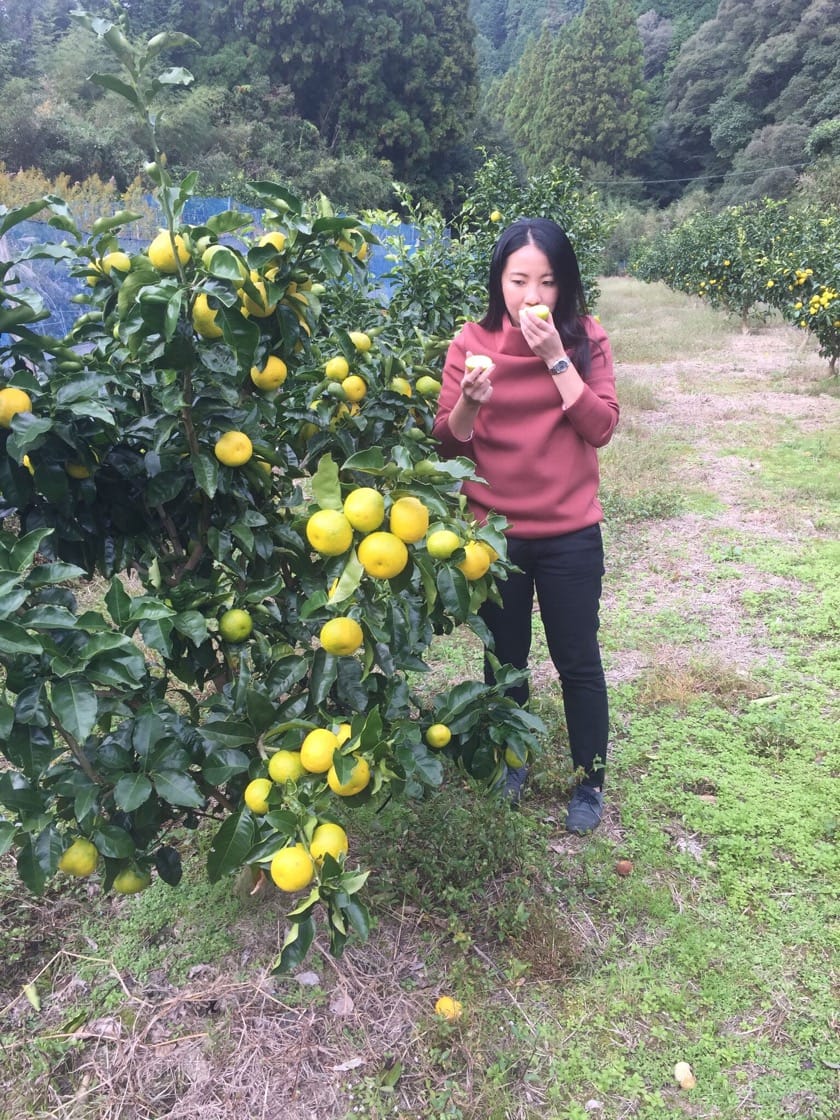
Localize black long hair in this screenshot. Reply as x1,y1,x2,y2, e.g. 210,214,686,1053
479,218,593,377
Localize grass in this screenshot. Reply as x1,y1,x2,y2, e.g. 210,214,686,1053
1,278,838,1119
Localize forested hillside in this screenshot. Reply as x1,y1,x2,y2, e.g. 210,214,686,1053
0,0,838,211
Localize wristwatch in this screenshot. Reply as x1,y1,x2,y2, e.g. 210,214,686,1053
548,356,571,375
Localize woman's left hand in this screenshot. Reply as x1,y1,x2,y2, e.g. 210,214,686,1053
519,308,566,366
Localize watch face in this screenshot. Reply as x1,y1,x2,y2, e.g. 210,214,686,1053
552,358,570,373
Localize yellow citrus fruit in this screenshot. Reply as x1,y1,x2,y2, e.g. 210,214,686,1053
415,375,442,397
309,822,349,863
258,230,286,253
342,374,367,402
389,496,430,543
214,431,253,467
300,728,340,773
148,230,189,273
357,531,409,579
464,354,493,372
343,487,385,532
65,462,92,479
244,777,273,815
335,722,353,746
426,529,461,559
324,355,350,382
504,745,527,769
490,210,502,222
240,271,277,316
305,508,354,556
22,454,35,475
102,250,131,274
320,616,364,656
348,330,372,352
457,541,491,580
192,292,223,338
250,355,288,390
327,755,371,796
58,837,99,878
522,303,551,320
113,868,152,894
219,608,253,642
0,387,32,428
435,996,463,1020
268,750,306,783
389,376,412,396
477,540,500,564
270,844,314,892
425,723,452,749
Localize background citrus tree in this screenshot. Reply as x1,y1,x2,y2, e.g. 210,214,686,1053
0,13,555,971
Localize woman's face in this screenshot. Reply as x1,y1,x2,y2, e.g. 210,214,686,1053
500,241,558,327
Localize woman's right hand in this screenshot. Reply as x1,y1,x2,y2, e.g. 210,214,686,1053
461,352,494,406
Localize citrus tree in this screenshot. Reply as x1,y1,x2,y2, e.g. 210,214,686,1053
0,13,546,970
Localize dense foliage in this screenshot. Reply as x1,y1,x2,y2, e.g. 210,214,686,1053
0,16,611,970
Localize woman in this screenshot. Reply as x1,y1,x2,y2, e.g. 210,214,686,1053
432,218,619,832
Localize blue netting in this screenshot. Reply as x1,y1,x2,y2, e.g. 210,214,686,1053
1,200,422,340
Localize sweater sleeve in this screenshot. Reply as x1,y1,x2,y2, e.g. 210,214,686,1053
431,328,476,460
563,320,619,448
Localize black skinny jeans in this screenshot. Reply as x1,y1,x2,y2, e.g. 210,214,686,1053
479,524,608,788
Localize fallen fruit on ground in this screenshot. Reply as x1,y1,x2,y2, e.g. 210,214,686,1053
673,1061,697,1089
243,777,273,815
434,996,463,1020
319,616,364,656
270,844,315,892
615,859,634,877
309,822,349,863
214,430,253,466
219,608,253,642
300,728,340,773
58,837,99,878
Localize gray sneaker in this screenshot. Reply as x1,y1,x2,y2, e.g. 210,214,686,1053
565,786,604,834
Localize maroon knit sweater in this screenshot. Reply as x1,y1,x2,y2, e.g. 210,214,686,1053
432,314,619,538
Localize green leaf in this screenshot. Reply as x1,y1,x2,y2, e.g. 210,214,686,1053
114,773,153,812
49,678,97,744
192,451,219,498
172,610,209,645
271,914,316,974
11,528,53,571
0,200,50,235
88,72,142,108
340,448,387,472
151,770,205,808
91,824,135,859
311,454,342,509
202,749,250,785
26,562,87,588
248,182,302,215
207,810,256,881
0,821,16,857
